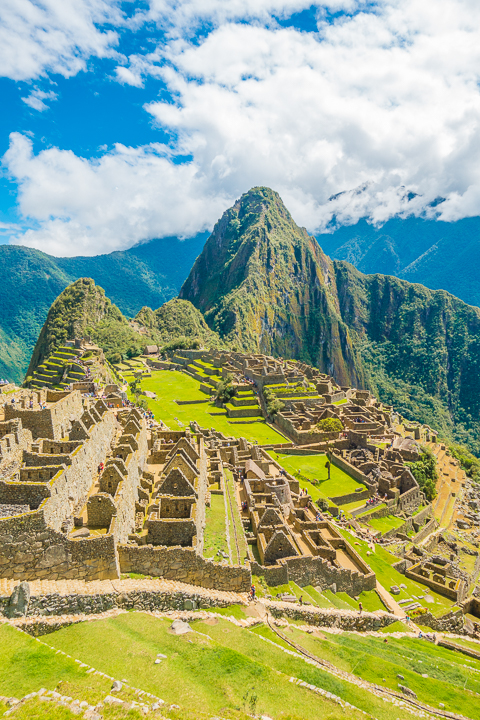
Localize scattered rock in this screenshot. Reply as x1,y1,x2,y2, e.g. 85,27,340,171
439,703,445,709
111,680,122,692
157,653,167,658
152,701,165,710
103,694,124,706
398,685,417,699
396,674,404,681
154,659,161,664
5,582,30,618
390,586,400,595
169,619,192,635
399,584,407,590
71,527,90,538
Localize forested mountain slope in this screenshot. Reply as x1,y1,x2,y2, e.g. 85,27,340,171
180,187,480,452
0,235,205,382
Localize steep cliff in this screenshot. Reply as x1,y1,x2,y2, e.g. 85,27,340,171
180,187,480,452
26,278,152,376
180,186,362,386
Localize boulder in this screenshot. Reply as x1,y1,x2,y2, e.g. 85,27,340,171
111,681,122,693
398,685,417,699
5,581,30,618
71,528,90,538
390,585,400,595
169,619,192,635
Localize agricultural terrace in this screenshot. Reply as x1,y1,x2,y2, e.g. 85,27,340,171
336,526,458,616
268,452,364,498
4,612,480,720
126,369,285,445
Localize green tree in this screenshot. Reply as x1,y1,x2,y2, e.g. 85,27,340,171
316,417,343,433
216,373,236,403
406,447,438,501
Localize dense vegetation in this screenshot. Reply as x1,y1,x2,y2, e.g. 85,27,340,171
26,278,156,375
0,237,205,382
263,386,286,417
318,214,480,308
406,447,438,501
317,417,343,433
135,298,224,349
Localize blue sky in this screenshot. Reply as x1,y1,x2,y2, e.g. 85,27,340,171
2,0,480,256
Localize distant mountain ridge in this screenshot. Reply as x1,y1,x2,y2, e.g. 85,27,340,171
0,235,206,382
318,215,480,307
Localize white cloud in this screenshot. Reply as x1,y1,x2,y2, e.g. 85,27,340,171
0,0,122,81
21,88,58,111
4,132,231,256
6,0,480,255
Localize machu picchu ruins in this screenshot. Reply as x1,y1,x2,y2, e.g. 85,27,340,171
1,339,478,642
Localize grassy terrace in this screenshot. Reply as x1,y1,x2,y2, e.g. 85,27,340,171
38,613,373,720
368,515,406,534
336,526,457,616
4,613,478,720
203,493,229,562
124,370,284,445
268,452,363,498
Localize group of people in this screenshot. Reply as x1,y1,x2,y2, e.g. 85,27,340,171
365,492,387,507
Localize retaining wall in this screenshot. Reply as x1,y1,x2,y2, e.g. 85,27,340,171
118,545,251,592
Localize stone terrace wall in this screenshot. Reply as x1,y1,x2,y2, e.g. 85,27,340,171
118,545,251,592
251,553,375,596
0,510,118,581
43,411,118,531
267,602,396,630
4,392,83,440
330,453,373,488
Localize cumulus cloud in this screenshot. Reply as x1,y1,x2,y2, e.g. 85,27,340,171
21,88,58,111
4,132,231,256
6,0,480,255
0,0,122,81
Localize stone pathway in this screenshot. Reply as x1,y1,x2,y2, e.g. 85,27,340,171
0,576,248,606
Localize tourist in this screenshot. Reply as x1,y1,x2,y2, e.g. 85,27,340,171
358,601,363,614
250,584,256,600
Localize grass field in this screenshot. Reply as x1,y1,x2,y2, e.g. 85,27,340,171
203,493,229,561
284,627,480,718
3,612,479,719
269,452,363,498
41,613,373,720
368,515,405,534
126,370,284,445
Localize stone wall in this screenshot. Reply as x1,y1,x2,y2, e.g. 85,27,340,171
118,545,251,592
4,392,83,440
0,510,118,581
43,410,117,531
329,489,370,506
330,454,372,488
267,602,396,630
251,552,375,596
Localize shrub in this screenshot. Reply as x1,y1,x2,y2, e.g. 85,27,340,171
406,447,438,501
216,374,236,403
316,417,343,433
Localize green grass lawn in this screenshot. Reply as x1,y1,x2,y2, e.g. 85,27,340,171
44,612,368,720
269,452,363,498
368,515,406,535
203,493,229,562
283,628,480,718
127,370,284,445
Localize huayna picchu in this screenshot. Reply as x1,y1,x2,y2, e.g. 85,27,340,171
1,188,480,720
